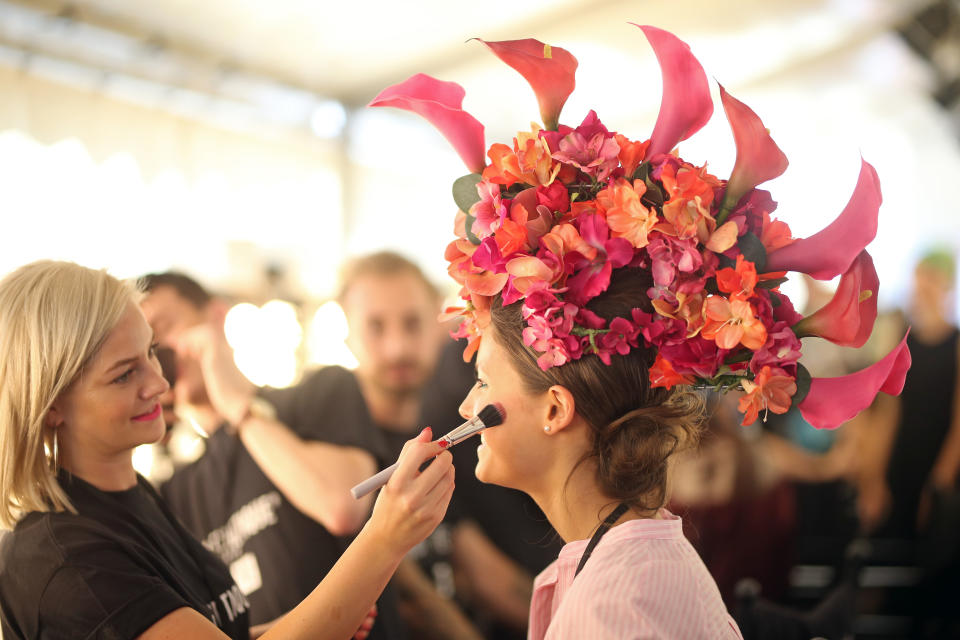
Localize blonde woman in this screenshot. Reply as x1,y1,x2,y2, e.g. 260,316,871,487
0,260,454,640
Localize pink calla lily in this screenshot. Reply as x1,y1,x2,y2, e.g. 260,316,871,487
799,331,911,429
478,38,578,131
634,24,713,158
369,73,486,173
792,250,878,347
766,159,881,279
718,85,789,214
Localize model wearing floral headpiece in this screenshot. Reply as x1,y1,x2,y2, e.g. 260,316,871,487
372,25,910,431
372,24,909,639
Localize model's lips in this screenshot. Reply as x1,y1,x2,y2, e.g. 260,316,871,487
132,404,162,422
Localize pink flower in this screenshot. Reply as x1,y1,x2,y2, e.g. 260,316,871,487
600,317,641,356
792,250,879,348
564,215,633,306
469,180,508,238
551,111,621,181
369,73,486,173
799,331,912,429
750,321,803,374
658,336,727,379
718,85,789,214
633,24,713,158
646,234,703,288
477,38,578,131
766,158,881,280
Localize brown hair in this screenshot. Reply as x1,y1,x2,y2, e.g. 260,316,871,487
337,251,439,305
490,267,704,514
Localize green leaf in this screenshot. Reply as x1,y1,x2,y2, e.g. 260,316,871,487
792,363,812,405
757,277,788,290
463,213,481,245
452,173,483,214
738,231,767,273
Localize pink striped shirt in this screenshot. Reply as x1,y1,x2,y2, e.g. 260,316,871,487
528,510,743,639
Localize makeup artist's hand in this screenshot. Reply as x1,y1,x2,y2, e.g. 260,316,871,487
368,427,454,555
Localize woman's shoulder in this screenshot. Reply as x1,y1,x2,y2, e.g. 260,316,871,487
1,509,116,576
587,516,713,585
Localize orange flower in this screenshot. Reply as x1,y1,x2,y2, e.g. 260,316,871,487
651,291,706,337
660,162,722,243
494,218,529,256
515,125,561,186
614,134,649,176
716,255,758,297
737,365,797,425
760,210,794,253
649,352,696,388
483,143,523,186
702,294,767,350
597,178,658,249
482,126,560,187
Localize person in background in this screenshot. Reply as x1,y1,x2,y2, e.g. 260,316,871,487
855,247,960,637
0,260,454,640
139,272,403,639
338,251,557,640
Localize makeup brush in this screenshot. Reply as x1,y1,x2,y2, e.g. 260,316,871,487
350,402,506,499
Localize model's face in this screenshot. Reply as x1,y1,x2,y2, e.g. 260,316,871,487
53,303,170,464
458,331,550,492
344,273,444,396
140,285,208,421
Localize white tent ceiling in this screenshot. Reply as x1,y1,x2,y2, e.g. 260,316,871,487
0,0,956,309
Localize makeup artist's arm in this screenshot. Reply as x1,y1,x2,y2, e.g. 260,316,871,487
177,322,376,535
138,430,454,640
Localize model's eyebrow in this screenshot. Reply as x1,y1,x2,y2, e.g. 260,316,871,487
104,331,156,374
105,356,138,374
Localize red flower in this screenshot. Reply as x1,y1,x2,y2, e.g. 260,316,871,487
649,352,696,388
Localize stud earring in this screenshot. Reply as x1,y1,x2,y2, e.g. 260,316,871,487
543,425,552,433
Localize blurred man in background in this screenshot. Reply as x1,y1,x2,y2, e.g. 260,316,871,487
139,272,399,639
337,251,555,640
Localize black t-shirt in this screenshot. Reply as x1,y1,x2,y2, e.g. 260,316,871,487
160,365,401,637
0,472,248,640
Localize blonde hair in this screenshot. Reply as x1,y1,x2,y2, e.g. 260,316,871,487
0,261,135,529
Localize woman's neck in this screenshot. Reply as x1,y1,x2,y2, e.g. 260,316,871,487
527,459,647,543
60,448,138,491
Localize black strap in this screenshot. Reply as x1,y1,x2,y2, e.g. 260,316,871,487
575,502,630,577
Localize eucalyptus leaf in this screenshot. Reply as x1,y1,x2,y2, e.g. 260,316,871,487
452,173,483,214
738,231,767,273
792,363,812,405
463,213,481,245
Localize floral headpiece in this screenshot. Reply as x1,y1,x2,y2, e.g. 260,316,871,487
371,25,911,429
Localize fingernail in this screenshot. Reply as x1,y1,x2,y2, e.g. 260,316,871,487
420,426,432,439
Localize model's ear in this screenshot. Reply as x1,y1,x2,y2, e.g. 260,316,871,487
544,384,576,434
45,403,64,429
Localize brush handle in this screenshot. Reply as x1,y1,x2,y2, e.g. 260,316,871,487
350,461,400,499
